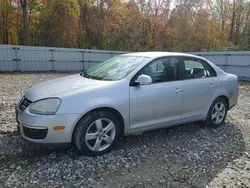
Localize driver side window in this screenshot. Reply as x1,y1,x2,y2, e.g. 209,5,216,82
149,60,164,72
141,57,179,83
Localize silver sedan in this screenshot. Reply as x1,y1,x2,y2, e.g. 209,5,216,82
16,52,239,156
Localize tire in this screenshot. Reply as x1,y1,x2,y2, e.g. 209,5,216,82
73,110,121,156
205,97,228,127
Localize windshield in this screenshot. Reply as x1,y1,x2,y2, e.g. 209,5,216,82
81,56,148,81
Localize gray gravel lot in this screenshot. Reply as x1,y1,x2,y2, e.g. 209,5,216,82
0,73,250,188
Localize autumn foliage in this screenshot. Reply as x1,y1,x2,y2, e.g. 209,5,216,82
0,0,250,52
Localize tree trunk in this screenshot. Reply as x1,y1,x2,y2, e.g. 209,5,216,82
1,11,6,43
229,0,235,42
5,11,8,44
221,19,225,31
21,0,29,45
2,0,9,44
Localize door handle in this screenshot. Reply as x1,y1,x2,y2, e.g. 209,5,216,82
209,84,215,88
175,88,183,93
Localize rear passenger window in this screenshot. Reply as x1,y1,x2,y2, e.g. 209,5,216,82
184,58,216,79
203,61,216,77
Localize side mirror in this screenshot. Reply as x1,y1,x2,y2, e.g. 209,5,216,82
135,74,152,85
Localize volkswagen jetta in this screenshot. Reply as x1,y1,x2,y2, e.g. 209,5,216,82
16,52,238,156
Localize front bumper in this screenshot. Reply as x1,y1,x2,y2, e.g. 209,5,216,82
16,106,80,144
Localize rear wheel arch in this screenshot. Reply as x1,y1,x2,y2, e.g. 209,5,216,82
72,107,125,142
206,95,229,116
205,96,228,127
215,95,229,110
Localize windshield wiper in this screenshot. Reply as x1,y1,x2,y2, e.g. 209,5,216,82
102,78,113,81
80,71,103,80
87,75,103,80
80,70,86,77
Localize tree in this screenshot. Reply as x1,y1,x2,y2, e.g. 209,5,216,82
38,0,79,47
0,0,11,44
20,0,29,45
1,0,250,51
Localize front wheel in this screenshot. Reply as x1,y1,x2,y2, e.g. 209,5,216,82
205,98,228,127
73,110,121,156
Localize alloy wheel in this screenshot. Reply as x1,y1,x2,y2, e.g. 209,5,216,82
211,102,226,124
85,118,116,152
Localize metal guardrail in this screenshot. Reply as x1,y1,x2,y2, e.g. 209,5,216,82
0,45,249,80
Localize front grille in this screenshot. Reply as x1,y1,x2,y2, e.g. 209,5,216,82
19,97,32,111
23,126,48,139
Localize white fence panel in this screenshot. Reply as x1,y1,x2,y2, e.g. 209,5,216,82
85,52,111,61
19,61,52,72
54,61,83,71
0,47,16,71
0,45,249,80
18,48,51,61
228,55,250,66
54,50,82,62
18,48,52,71
53,50,83,71
197,55,226,65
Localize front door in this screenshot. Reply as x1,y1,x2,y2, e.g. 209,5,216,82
129,57,184,132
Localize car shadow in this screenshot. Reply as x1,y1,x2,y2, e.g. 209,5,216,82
110,121,245,187
0,121,245,188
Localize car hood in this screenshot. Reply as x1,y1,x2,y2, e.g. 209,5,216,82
24,74,112,101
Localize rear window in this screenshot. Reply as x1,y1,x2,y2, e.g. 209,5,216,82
183,57,216,79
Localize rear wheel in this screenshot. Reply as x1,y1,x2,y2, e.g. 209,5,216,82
205,98,228,127
73,110,121,156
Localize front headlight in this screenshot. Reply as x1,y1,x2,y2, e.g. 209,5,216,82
29,98,61,115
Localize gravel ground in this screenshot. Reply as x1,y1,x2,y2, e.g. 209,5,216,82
0,73,250,188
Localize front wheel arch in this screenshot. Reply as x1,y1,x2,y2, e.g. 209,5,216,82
71,107,125,143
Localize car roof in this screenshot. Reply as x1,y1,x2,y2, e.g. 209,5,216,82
122,51,225,76
121,52,200,59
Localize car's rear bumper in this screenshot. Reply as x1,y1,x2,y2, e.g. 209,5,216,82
228,87,238,110
16,106,80,145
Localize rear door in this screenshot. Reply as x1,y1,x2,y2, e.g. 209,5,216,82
180,56,218,121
